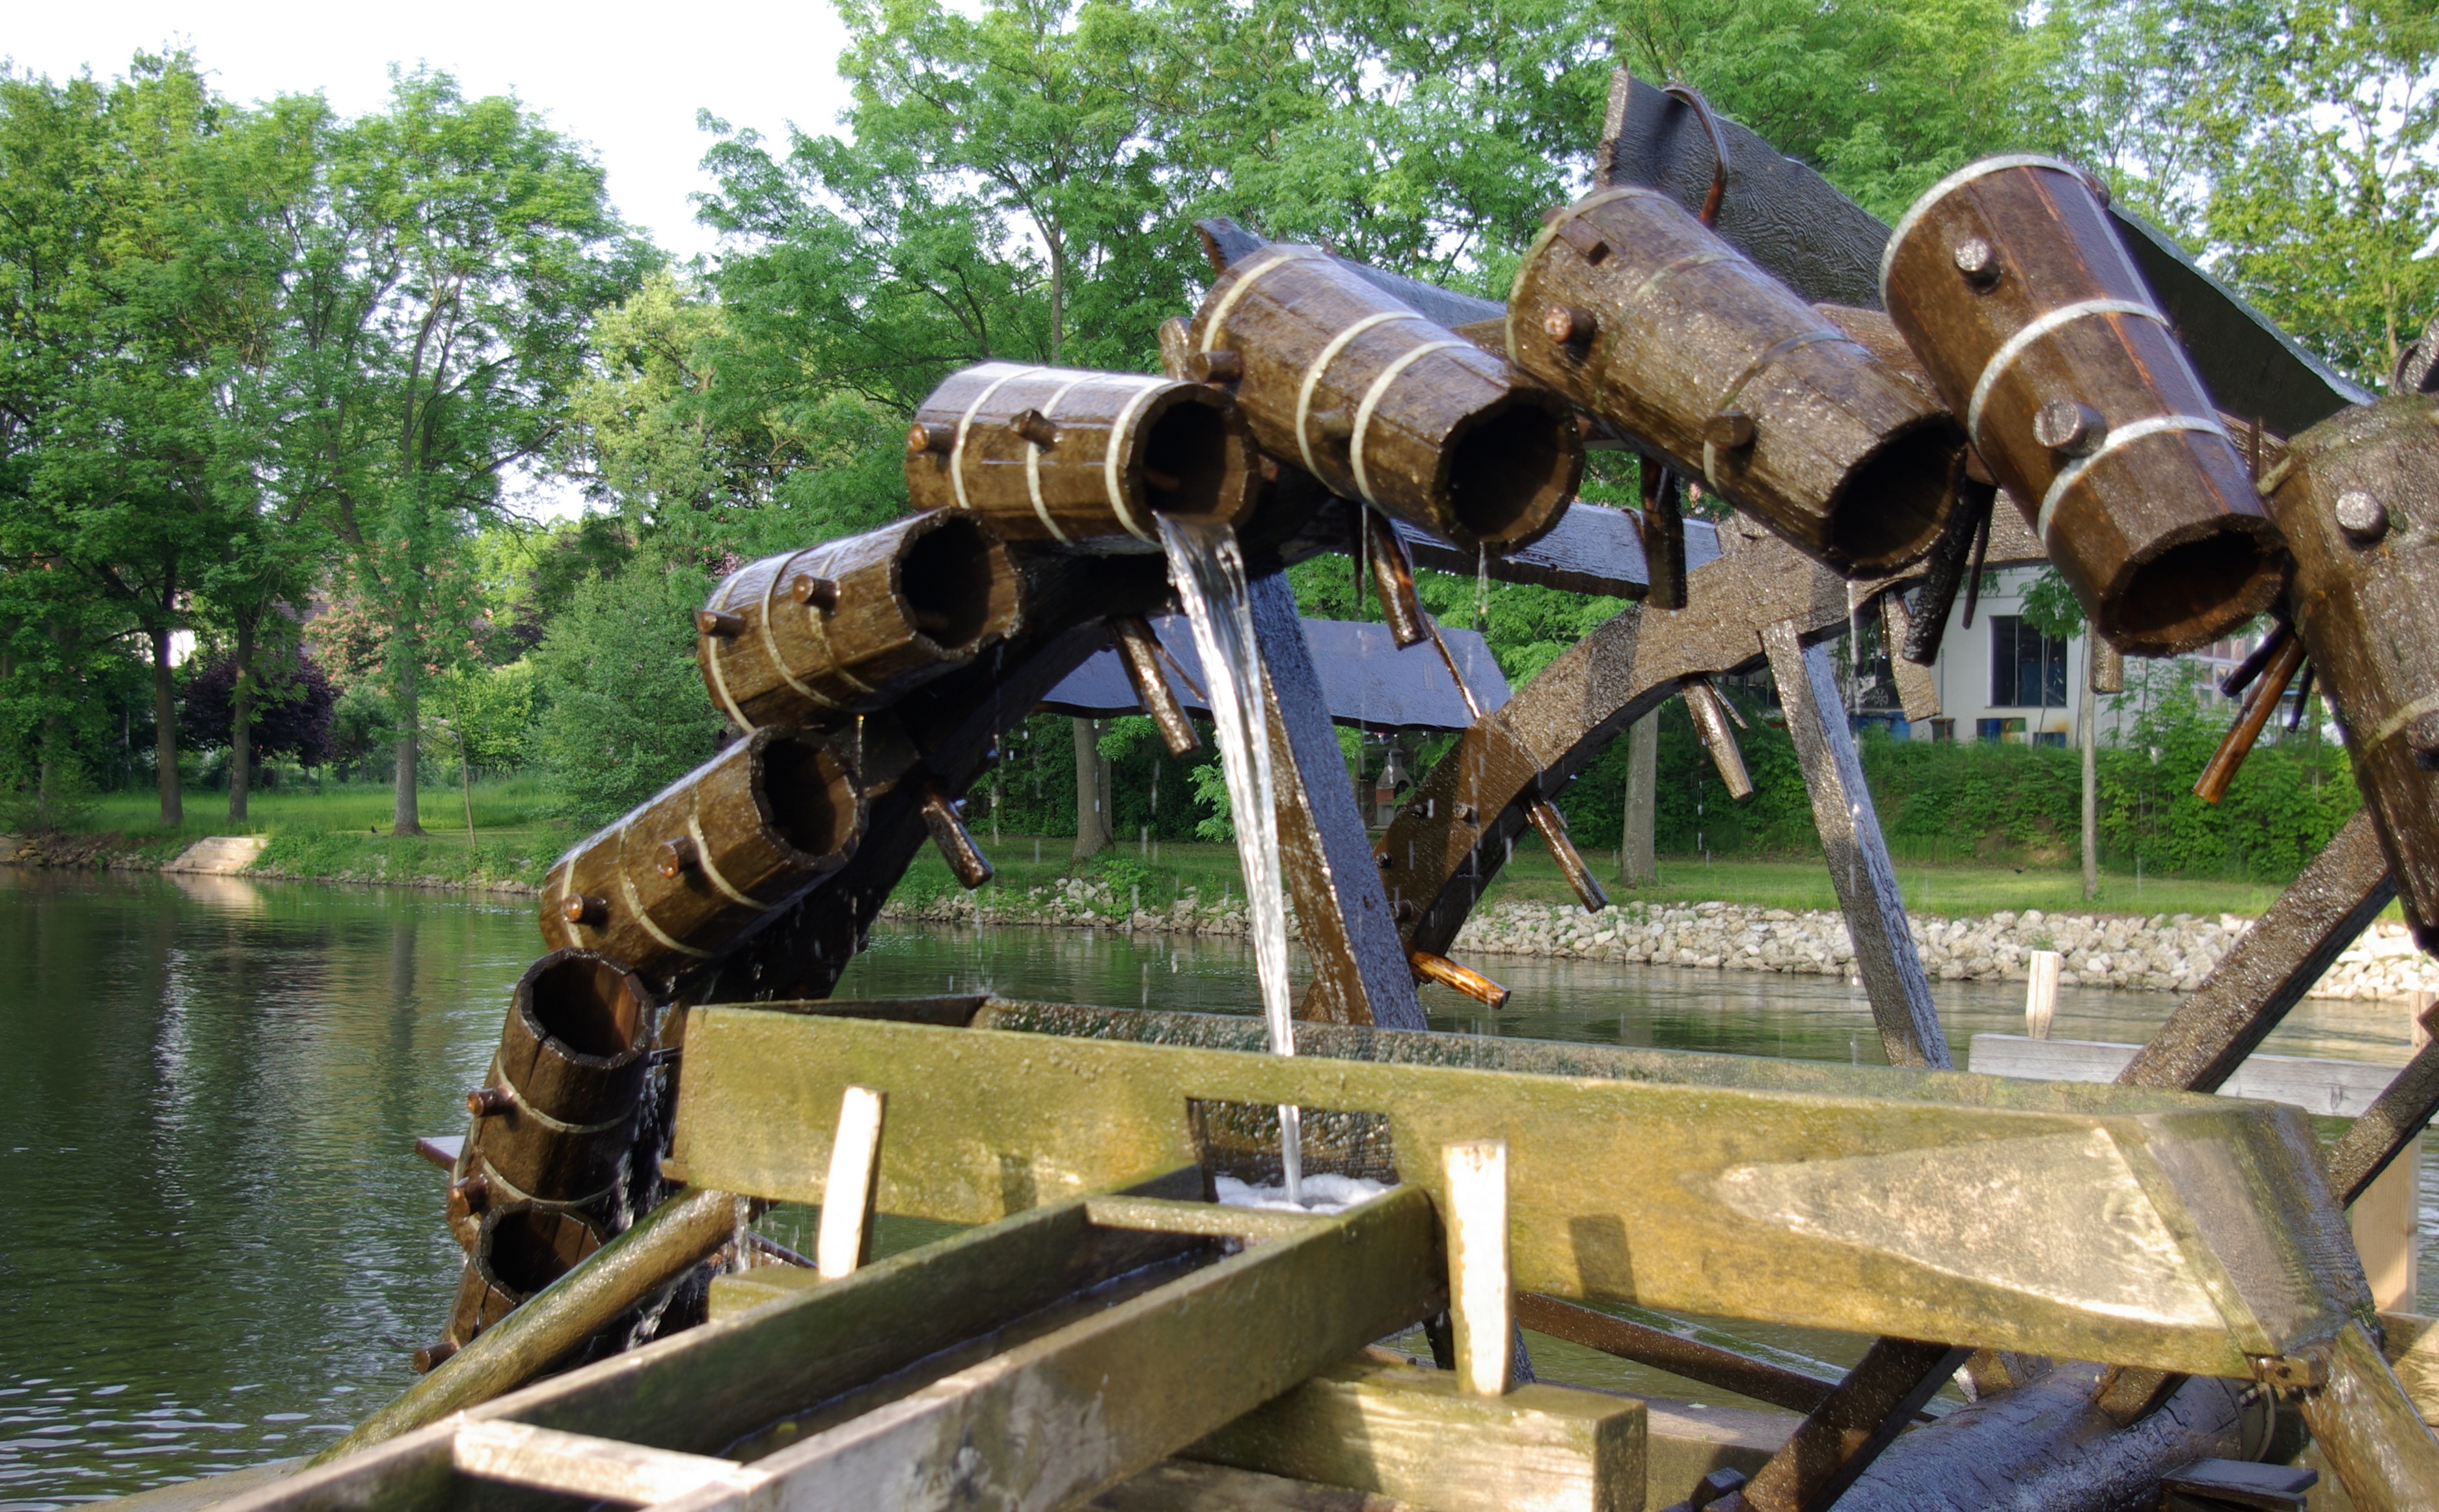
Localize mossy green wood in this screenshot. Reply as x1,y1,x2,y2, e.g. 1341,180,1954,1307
655,1188,1443,1512
1188,1355,1647,1512
668,1003,2370,1379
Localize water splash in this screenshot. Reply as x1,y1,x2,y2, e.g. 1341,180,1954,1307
1156,515,1301,1203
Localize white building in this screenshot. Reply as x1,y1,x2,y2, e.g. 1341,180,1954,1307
1876,566,2265,744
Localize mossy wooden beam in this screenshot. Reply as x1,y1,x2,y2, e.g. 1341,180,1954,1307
1187,1355,1646,1512
668,1004,2368,1379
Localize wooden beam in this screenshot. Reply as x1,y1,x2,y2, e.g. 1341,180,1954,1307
1095,1459,1419,1512
652,1188,1441,1512
670,1005,2367,1377
1188,1355,1645,1512
1972,1034,2403,1117
452,1421,762,1504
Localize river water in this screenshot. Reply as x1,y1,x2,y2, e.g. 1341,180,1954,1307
3,867,2430,1505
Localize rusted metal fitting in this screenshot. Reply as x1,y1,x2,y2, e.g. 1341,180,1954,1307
1190,244,1583,554
906,362,1257,548
543,725,867,980
698,513,1022,729
1512,188,1963,576
465,1085,515,1118
694,609,746,639
1882,155,2283,655
2248,1351,2329,1392
2259,396,2439,947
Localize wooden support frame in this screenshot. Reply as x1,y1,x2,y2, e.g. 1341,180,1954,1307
816,1086,886,1278
669,1001,2366,1378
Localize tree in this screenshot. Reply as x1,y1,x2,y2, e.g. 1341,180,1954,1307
280,70,647,835
179,647,337,772
530,550,726,826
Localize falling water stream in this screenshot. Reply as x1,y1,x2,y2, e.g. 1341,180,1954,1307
1157,516,1303,1202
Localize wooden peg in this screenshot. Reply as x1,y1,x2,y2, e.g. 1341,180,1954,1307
815,1086,888,1280
1682,677,1753,798
1363,509,1430,649
2194,632,2306,804
918,781,994,889
2025,950,2060,1040
1441,1139,1516,1397
1525,799,1609,914
1111,617,1201,757
1639,463,1687,611
1410,949,1510,1010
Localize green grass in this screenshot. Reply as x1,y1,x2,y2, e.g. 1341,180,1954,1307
58,777,578,889
903,833,2312,922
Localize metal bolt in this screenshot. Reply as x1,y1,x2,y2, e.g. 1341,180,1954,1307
1190,349,1244,385
1952,237,2001,290
2032,398,2104,457
789,573,839,611
695,608,746,639
906,422,955,456
450,1174,491,1215
1542,303,1597,346
1706,410,1757,451
560,893,609,928
465,1085,514,1117
1452,801,1478,824
2334,489,2389,543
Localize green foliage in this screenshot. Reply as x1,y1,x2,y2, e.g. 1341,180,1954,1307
431,661,540,774
528,552,726,826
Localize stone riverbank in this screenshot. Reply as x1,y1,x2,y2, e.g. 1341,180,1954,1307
882,880,2436,1001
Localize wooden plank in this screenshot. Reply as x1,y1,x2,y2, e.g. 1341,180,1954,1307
415,1135,463,1173
2378,1312,2439,1426
1188,1355,1644,1512
1639,1397,1793,1512
816,1087,886,1277
706,1266,823,1323
1093,1460,1419,1512
670,1006,2365,1377
1971,1033,2401,1117
451,1421,761,1503
1443,1141,1516,1397
653,1187,1441,1512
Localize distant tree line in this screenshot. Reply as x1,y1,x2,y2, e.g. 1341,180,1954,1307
3,1,2425,880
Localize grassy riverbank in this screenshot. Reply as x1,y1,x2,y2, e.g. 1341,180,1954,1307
23,784,2330,921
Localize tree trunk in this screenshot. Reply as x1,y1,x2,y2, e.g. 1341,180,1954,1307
1071,716,1111,862
1620,709,1657,885
393,658,424,837
230,615,256,822
150,626,183,828
2081,639,2099,902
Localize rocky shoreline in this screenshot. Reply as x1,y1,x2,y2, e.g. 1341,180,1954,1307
884,880,2437,1001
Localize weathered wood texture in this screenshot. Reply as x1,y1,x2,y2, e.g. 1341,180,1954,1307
1188,1355,1646,1512
1726,1338,1967,1512
1881,157,2283,655
1249,573,1426,1029
459,951,652,1222
1823,1360,2252,1511
906,362,1258,547
538,725,865,987
671,1003,2365,1377
653,1189,1440,1512
1188,244,1583,554
2261,396,2439,952
698,512,1023,729
1510,189,1960,576
255,1191,1232,1508
1095,1461,1421,1512
451,1420,762,1502
1516,1294,1836,1416
2294,1320,2439,1510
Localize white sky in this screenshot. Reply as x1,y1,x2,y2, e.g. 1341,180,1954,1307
5,1,858,263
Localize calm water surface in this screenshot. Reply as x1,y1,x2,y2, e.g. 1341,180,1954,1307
3,868,2430,1504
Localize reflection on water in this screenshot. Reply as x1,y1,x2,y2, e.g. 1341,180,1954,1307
3,871,2432,1501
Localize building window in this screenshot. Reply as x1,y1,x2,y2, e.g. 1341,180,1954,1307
1990,615,2069,708
1929,718,1955,742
